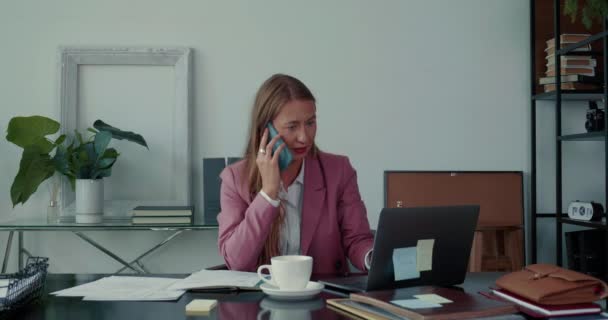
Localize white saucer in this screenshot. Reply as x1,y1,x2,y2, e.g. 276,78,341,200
260,297,324,310
260,281,324,301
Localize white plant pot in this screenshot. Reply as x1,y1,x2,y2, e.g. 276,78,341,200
75,179,104,224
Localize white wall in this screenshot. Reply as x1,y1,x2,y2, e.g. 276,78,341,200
0,0,531,273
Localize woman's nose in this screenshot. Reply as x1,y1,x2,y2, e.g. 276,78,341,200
296,128,308,143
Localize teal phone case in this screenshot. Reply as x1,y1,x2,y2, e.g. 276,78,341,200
267,123,293,171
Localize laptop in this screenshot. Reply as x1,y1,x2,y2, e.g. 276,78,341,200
319,205,480,292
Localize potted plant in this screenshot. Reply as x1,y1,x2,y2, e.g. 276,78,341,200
564,0,608,29
6,115,147,223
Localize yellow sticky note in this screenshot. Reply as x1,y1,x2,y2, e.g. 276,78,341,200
414,294,453,304
186,299,217,316
416,239,435,271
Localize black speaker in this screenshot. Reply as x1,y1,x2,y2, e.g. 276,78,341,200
203,157,242,225
565,229,605,278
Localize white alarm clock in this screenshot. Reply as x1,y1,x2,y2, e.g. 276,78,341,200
567,201,604,221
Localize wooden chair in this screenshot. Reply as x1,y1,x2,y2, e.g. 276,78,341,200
469,226,523,272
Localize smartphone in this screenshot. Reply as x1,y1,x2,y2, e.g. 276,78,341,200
267,123,293,171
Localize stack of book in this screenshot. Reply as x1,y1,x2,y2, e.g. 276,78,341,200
491,288,602,318
327,286,517,320
131,206,193,224
541,33,600,92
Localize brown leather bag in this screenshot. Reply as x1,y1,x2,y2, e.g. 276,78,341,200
495,264,608,305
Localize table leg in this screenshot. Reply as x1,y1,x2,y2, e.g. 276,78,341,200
18,231,23,270
2,231,14,273
115,230,184,274
73,232,143,274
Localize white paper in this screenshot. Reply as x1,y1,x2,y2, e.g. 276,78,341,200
414,293,453,304
52,276,185,301
167,269,260,291
416,239,435,271
392,247,420,281
392,298,442,309
0,279,10,298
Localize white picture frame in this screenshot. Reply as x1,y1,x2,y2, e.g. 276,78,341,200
57,47,192,211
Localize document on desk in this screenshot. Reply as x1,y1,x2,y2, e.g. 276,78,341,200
167,269,261,291
51,276,185,301
0,279,10,298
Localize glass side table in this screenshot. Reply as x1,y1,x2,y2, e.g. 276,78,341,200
0,218,218,274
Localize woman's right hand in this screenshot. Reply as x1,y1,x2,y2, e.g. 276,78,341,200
256,128,286,199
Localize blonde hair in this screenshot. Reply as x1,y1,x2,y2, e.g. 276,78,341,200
243,74,318,265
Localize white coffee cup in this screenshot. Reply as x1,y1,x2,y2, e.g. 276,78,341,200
257,255,313,291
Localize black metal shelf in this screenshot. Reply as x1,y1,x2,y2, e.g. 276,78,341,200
552,50,602,56
530,0,608,275
560,217,607,229
558,132,606,141
536,213,567,218
533,91,603,101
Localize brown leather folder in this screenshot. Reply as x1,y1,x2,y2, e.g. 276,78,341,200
495,264,608,305
349,286,517,320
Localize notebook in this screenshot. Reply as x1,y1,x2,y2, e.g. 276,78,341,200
327,299,405,320
167,269,261,292
491,289,601,317
349,286,517,320
132,205,194,216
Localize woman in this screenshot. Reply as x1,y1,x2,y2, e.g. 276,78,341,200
217,74,373,275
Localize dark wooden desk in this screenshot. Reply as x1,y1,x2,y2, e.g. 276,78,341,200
10,273,525,320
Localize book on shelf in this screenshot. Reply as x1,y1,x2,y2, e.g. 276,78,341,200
343,286,517,320
546,34,591,48
545,67,595,77
545,44,592,55
546,57,596,67
167,269,261,292
543,82,599,92
131,216,192,224
546,53,594,61
132,205,194,217
538,74,600,85
491,289,601,318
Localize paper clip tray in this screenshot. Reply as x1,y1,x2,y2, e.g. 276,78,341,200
0,257,49,312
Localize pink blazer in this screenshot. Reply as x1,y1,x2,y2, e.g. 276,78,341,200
217,151,374,275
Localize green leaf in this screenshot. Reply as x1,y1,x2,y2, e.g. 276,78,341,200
87,128,98,134
582,5,592,29
93,131,112,159
564,0,578,22
75,130,84,145
10,147,55,206
562,0,608,29
52,144,70,176
93,167,113,179
54,134,66,146
93,120,148,149
84,143,97,163
6,116,59,153
77,149,89,163
101,148,119,159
